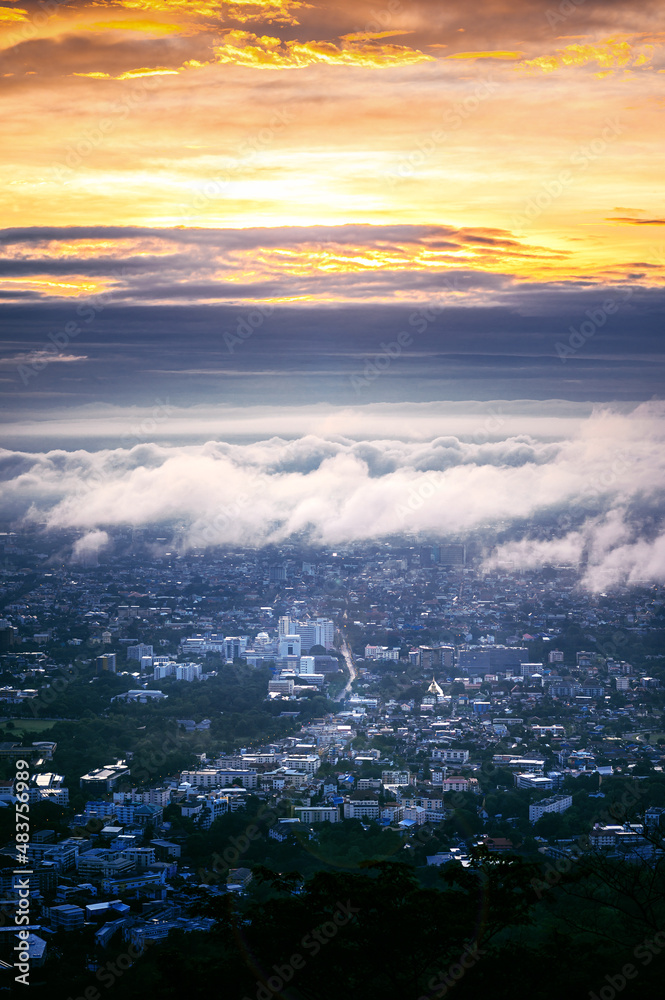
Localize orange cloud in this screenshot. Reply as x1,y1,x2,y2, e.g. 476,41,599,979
109,0,307,26
212,29,434,69
446,50,524,60
72,67,180,79
0,225,577,307
0,8,28,22
519,37,654,74
340,30,414,42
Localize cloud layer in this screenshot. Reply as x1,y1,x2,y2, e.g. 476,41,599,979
3,401,664,589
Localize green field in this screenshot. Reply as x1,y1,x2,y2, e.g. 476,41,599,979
630,730,665,744
0,719,58,736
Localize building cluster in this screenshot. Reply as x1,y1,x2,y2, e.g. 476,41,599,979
0,531,664,969
3,680,665,970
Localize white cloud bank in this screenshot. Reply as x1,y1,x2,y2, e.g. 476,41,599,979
1,401,664,590
483,509,665,591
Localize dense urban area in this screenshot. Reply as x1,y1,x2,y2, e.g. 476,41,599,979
1,528,665,998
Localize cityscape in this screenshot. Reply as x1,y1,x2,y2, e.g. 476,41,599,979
0,531,664,996
2,0,665,996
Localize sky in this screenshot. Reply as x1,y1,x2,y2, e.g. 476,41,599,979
1,0,664,586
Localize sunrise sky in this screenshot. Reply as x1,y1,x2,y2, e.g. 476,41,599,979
1,0,664,587
1,0,664,304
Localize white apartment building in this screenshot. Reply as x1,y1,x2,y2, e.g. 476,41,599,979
154,662,177,680
282,754,320,774
432,749,469,764
441,776,480,793
364,646,400,661
343,799,380,820
514,773,554,791
295,806,340,824
529,794,573,823
381,770,411,786
180,768,258,789
175,663,202,682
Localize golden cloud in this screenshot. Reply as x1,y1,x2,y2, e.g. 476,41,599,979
446,50,524,60
340,30,414,42
519,37,655,74
0,8,28,22
212,29,434,69
110,0,307,26
72,67,179,78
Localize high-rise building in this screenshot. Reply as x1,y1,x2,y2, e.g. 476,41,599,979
419,645,454,669
278,635,301,658
154,662,176,680
291,617,335,651
0,622,17,650
438,543,466,567
225,637,248,661
278,616,292,637
299,656,315,674
96,654,116,674
176,663,202,682
127,643,153,662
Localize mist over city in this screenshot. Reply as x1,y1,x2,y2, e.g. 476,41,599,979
1,0,664,997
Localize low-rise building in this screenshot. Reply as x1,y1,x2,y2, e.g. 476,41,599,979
343,798,380,820
529,794,573,823
295,806,340,824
